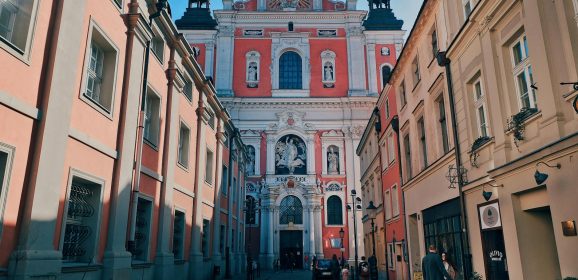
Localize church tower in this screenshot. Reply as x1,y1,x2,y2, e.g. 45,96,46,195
177,0,404,272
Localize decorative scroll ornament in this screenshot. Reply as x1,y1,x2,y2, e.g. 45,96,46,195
325,183,343,192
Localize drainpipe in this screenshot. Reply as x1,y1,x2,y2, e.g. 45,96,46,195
390,116,409,280
372,108,389,280
225,128,238,279
128,0,168,253
437,51,471,278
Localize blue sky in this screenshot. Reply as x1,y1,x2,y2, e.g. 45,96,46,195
168,0,423,37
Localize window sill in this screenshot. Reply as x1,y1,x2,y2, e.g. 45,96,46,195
80,93,114,121
325,224,345,228
0,38,31,66
144,139,159,151
61,263,103,273
131,261,153,268
177,161,190,172
272,89,309,98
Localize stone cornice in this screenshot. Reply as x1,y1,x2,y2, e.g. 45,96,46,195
220,96,377,109
214,10,367,22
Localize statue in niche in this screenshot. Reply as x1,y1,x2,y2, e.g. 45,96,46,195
275,135,307,175
246,146,255,176
327,146,339,174
247,62,258,81
324,63,334,81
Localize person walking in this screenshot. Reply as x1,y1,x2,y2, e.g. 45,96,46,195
422,245,452,280
359,256,370,280
441,252,457,280
331,254,341,280
341,265,350,280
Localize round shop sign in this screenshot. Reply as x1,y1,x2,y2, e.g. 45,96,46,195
480,203,501,229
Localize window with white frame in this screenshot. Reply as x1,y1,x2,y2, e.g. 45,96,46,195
0,144,14,238
83,27,119,113
61,175,102,263
473,78,489,137
173,210,185,260
403,133,412,180
232,177,237,201
387,243,394,269
418,117,428,169
207,109,216,130
133,197,152,262
387,132,395,164
144,89,161,147
511,34,536,110
205,149,214,184
178,122,190,168
399,80,407,107
151,32,164,62
437,97,450,154
391,185,399,217
183,79,193,101
0,0,35,54
327,195,343,225
221,165,228,195
385,190,392,220
463,0,475,18
412,57,420,86
380,141,387,168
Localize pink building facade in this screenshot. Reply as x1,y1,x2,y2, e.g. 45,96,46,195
0,0,247,279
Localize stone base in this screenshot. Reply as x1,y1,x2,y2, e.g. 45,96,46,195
8,250,62,280
362,8,404,31
154,252,175,279
174,8,218,30
102,250,133,279
212,254,223,279
189,252,205,278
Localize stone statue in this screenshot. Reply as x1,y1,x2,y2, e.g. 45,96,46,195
276,136,306,174
189,0,210,8
246,146,255,175
327,146,339,174
248,62,258,81
324,64,334,81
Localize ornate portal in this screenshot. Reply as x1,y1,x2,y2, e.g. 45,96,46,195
275,135,307,175
267,0,311,10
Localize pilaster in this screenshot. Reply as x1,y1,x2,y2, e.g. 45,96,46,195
215,23,235,96
212,119,226,269
366,43,378,95
346,24,368,96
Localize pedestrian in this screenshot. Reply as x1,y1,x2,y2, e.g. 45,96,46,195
331,254,340,280
341,265,350,280
441,252,457,280
359,256,370,280
421,245,451,280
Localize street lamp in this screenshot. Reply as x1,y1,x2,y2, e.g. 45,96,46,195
339,227,345,266
366,201,377,257
243,196,260,273
347,189,363,280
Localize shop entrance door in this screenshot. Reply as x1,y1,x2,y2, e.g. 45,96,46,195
280,230,303,269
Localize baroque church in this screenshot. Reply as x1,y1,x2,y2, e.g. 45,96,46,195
176,0,404,269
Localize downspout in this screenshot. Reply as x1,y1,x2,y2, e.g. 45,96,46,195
437,51,471,278
128,0,167,252
225,128,238,279
390,116,409,280
372,108,389,280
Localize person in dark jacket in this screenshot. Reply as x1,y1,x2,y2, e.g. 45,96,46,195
331,254,341,280
422,245,452,280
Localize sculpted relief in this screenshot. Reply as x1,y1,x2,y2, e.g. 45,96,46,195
275,135,307,175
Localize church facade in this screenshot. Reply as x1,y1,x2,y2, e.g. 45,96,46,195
178,0,404,270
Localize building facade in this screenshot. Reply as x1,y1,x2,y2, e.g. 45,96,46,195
0,0,247,279
178,0,404,270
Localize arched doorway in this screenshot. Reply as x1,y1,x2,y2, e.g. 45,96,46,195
279,195,304,269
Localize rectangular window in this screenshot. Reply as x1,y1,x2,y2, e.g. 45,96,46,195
184,79,193,101
387,243,394,269
0,145,14,236
82,26,119,113
385,190,392,220
151,33,164,62
144,89,161,147
133,197,153,262
205,149,214,184
403,134,412,180
380,141,387,169
202,219,210,257
178,122,191,168
418,118,427,169
173,210,186,260
62,176,103,263
438,98,450,154
412,57,420,86
0,0,34,54
387,132,395,164
385,99,390,119
431,29,438,59
399,81,407,107
220,225,226,255
473,79,489,137
221,165,228,195
463,0,475,18
511,35,536,109
232,177,237,201
392,185,399,217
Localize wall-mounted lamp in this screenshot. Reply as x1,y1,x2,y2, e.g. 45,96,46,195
482,183,503,202
562,220,577,236
534,161,561,185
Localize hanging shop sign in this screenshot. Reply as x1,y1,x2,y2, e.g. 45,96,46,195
479,201,502,230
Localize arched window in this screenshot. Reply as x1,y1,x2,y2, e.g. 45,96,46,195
279,195,303,224
245,195,257,225
327,195,343,225
382,65,392,87
279,51,302,89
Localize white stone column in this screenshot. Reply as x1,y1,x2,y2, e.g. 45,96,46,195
306,133,316,175
346,24,368,96
267,206,275,269
266,134,276,175
204,42,215,78
260,207,267,255
309,206,315,257
366,43,378,95
215,24,235,96
315,206,324,258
